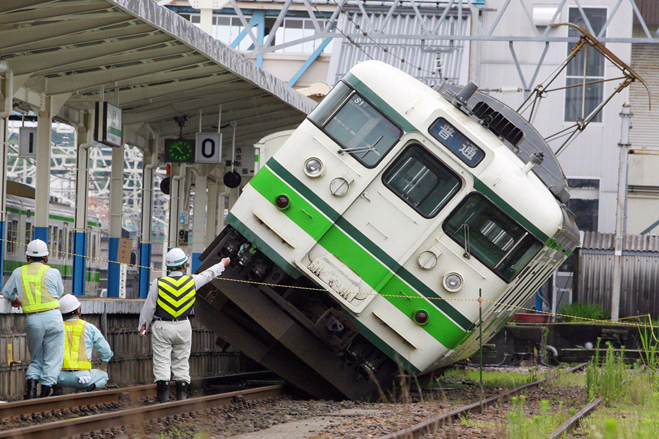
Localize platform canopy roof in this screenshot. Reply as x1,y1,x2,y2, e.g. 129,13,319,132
0,0,316,149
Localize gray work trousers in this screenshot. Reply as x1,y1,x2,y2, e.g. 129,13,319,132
151,319,191,383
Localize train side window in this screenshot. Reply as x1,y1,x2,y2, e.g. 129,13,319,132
308,81,402,168
50,226,60,258
443,193,543,282
57,226,64,255
428,118,485,168
63,222,69,259
383,144,461,218
7,220,18,254
25,222,32,245
68,229,74,260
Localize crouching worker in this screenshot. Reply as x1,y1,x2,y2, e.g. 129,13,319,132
52,295,113,395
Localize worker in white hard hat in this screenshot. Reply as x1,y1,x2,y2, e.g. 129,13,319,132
51,294,114,395
2,239,65,399
138,248,230,402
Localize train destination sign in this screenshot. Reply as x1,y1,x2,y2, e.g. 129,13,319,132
428,118,485,168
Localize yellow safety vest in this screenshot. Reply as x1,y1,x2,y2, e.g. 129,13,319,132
155,275,196,319
20,264,59,314
62,319,92,371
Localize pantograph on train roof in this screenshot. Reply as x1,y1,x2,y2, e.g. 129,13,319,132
438,23,649,204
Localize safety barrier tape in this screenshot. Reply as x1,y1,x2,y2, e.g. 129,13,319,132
1,236,657,331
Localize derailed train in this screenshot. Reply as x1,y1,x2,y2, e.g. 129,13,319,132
195,61,580,400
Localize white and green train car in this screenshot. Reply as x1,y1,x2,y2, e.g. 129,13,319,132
196,61,580,400
4,193,102,293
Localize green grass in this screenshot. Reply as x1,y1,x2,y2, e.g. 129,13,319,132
558,302,610,322
506,395,571,439
435,367,542,389
578,341,659,437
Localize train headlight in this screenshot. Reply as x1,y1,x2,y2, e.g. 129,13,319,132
413,310,429,325
304,157,324,177
442,272,464,292
275,194,291,210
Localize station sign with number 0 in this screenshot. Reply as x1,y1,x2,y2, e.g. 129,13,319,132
195,132,223,163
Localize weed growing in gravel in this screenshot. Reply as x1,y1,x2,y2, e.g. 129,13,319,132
506,395,569,438
638,324,659,388
580,340,659,438
586,342,627,405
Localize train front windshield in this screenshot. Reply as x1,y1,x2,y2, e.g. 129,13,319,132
308,82,401,168
444,193,543,282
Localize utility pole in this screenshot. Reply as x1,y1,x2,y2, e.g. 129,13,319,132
611,104,632,322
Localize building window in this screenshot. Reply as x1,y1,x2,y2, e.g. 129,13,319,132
566,178,600,232
564,8,607,123
182,13,334,55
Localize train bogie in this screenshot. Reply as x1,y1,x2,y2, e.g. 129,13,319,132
197,60,579,399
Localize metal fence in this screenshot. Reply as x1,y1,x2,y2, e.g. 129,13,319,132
577,231,659,318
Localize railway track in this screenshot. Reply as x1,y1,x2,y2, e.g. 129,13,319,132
376,363,593,439
0,371,283,439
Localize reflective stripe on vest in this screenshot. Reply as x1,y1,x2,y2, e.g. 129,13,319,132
62,319,91,371
20,264,59,314
155,275,196,319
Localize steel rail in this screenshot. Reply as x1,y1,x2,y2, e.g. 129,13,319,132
547,396,602,439
0,384,283,439
0,371,276,419
376,363,588,439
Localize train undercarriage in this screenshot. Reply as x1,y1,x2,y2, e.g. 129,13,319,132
195,226,401,400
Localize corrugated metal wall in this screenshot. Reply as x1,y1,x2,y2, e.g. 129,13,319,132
0,300,242,400
578,232,659,318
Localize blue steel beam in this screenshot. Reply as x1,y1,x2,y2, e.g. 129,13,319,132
288,36,333,87
230,11,265,49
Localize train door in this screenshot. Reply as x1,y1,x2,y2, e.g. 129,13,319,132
302,140,462,313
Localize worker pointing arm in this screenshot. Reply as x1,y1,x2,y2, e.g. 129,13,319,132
137,249,230,402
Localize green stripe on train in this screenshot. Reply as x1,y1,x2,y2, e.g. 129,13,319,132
267,159,474,331
250,163,468,350
3,259,100,282
6,206,101,227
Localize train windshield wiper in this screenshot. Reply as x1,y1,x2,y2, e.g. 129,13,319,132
462,224,471,259
338,136,383,157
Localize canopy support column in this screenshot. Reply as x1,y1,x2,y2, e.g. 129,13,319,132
108,143,124,298
191,168,208,273
72,110,93,295
139,142,156,298
206,177,219,242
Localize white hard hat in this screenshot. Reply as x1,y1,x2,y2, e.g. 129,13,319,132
26,239,49,257
166,248,188,268
60,294,81,314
